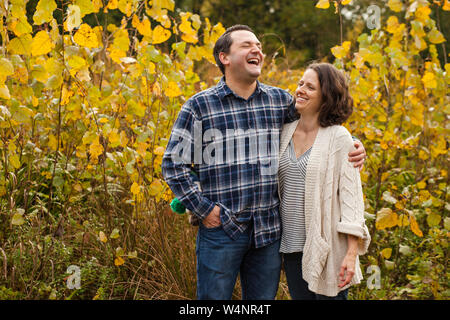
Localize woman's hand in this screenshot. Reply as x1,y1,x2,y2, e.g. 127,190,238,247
338,252,357,288
339,235,359,288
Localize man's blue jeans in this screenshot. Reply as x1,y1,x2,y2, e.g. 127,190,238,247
196,223,281,300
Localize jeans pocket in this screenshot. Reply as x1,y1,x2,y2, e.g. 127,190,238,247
200,223,222,232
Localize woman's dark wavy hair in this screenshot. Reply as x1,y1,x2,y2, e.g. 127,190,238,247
306,62,353,127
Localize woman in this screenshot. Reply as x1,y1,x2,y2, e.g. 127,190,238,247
278,62,371,299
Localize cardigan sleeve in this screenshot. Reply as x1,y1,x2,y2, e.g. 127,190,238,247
335,129,371,255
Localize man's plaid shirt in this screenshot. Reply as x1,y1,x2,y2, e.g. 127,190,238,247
162,78,299,248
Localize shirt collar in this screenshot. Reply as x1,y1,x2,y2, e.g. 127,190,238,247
216,77,267,99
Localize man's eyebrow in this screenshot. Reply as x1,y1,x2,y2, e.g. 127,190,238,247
241,40,262,46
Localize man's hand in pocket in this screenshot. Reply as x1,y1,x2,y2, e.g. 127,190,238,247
202,205,221,228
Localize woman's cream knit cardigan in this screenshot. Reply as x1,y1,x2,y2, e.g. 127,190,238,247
279,120,371,297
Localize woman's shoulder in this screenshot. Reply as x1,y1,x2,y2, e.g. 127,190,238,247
325,125,354,151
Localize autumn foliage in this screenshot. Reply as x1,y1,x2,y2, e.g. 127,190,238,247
0,0,448,299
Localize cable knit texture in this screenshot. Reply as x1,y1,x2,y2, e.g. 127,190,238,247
279,120,371,297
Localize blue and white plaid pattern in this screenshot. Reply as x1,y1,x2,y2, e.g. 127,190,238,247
162,78,299,248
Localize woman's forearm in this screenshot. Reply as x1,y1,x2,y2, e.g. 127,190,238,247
347,234,359,256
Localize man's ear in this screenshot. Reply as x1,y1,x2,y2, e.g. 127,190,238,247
219,52,229,68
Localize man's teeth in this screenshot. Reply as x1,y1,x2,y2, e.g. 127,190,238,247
248,59,259,64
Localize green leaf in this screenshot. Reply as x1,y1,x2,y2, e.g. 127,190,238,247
110,228,120,239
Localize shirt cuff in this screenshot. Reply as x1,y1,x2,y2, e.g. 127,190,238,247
193,198,216,220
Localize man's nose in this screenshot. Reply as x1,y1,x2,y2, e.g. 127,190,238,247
251,45,262,54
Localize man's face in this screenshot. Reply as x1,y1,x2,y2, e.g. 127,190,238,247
220,30,264,82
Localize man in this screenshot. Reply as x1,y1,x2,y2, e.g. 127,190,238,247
162,25,365,300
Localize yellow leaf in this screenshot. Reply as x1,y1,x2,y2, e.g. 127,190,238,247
109,48,126,64
417,180,427,189
386,16,399,34
99,231,107,242
152,25,171,44
387,0,403,12
376,208,398,230
48,134,58,151
415,6,431,22
444,0,450,10
154,146,165,156
153,0,175,11
9,16,32,36
134,16,152,37
11,212,26,226
418,150,429,160
106,0,118,10
9,154,21,169
165,81,181,98
0,85,11,100
66,5,82,32
68,55,87,72
421,71,437,89
149,179,163,197
315,0,330,9
331,42,351,59
130,182,140,195
31,31,55,56
74,23,100,48
136,142,148,157
427,212,441,227
0,186,6,197
428,29,446,44
380,248,392,259
33,0,57,25
108,129,120,147
89,137,104,160
418,190,431,202
409,214,423,237
74,0,95,17
0,58,14,77
119,131,128,147
114,256,125,266
61,87,74,106
398,214,410,227
92,0,102,12
341,0,351,5
7,34,32,55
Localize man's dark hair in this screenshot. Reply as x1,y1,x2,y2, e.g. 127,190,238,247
213,25,255,75
306,62,353,127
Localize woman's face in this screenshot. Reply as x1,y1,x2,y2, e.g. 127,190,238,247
295,69,322,115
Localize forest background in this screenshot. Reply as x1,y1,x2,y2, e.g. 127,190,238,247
0,0,448,300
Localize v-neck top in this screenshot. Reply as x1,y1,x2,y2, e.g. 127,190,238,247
278,139,311,253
